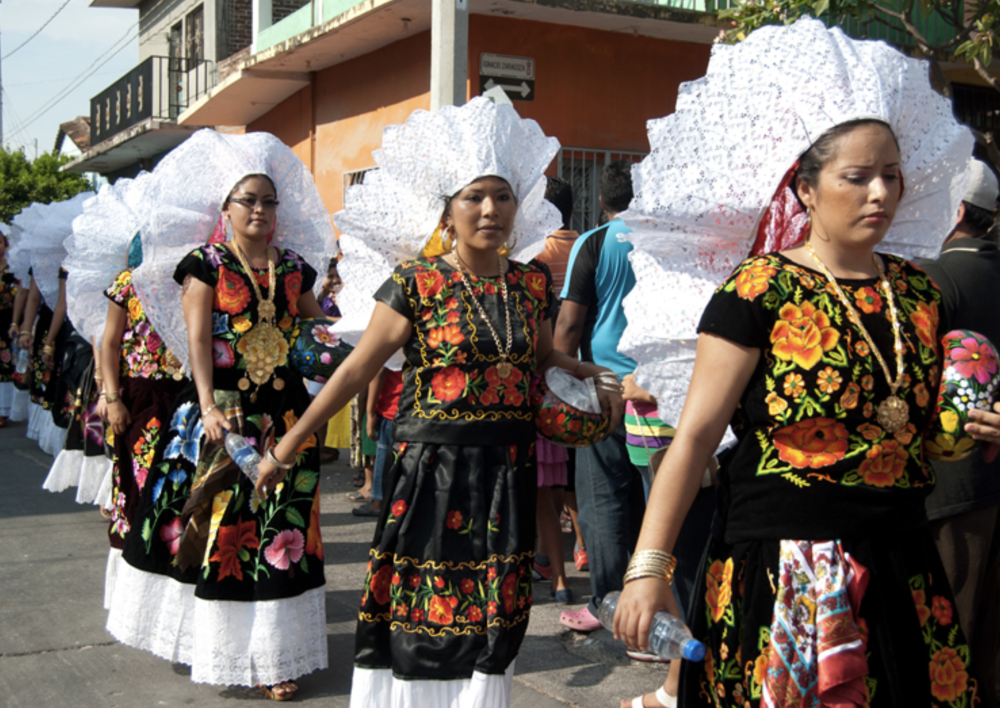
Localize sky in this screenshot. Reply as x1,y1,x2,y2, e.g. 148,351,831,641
2,0,140,159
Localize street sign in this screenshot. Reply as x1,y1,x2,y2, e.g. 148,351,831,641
479,53,535,102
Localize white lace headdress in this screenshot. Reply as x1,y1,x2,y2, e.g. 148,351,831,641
65,173,155,344
8,202,46,286
28,193,93,311
618,18,973,429
333,96,561,366
131,128,336,372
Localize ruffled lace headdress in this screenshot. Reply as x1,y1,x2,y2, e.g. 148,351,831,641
131,129,336,372
65,173,155,344
619,18,973,428
8,202,46,286
333,96,561,365
27,193,93,311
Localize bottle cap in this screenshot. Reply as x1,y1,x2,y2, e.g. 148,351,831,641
682,639,706,662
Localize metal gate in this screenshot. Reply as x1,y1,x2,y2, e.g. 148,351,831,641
556,147,646,234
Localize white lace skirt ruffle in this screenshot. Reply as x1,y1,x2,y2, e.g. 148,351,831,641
107,560,197,665
104,547,123,610
43,449,81,493
349,663,514,708
0,381,13,416
9,387,28,422
75,456,112,505
95,461,114,510
26,401,43,440
107,562,328,686
37,414,67,456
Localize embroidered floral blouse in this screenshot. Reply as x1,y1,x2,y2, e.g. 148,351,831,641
375,256,554,446
699,253,943,542
172,244,317,377
105,269,182,380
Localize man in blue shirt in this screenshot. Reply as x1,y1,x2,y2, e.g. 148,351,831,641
555,160,647,632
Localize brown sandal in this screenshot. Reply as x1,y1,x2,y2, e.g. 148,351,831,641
261,681,298,701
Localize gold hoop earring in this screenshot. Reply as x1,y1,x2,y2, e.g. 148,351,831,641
442,226,454,251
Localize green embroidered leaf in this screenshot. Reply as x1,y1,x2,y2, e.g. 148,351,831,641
246,414,264,431
238,548,250,562
294,470,318,494
141,518,152,542
300,555,310,574
285,507,306,527
781,472,810,487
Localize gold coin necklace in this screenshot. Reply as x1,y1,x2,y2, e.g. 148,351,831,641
229,242,283,402
806,242,909,433
453,250,515,379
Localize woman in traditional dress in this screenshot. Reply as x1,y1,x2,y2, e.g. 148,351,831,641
0,231,21,427
611,19,994,708
257,97,624,708
108,130,334,700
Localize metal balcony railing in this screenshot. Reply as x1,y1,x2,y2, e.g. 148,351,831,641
90,56,216,144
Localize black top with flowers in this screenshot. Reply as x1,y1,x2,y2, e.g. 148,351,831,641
375,256,554,446
698,253,943,542
173,244,317,386
105,269,181,380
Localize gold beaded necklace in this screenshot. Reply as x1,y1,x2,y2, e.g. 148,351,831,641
805,242,909,433
228,242,286,401
452,249,515,379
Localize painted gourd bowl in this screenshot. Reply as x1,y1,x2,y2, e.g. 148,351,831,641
531,367,609,448
288,317,354,383
926,330,999,461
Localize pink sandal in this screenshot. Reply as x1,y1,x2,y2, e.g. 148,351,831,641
559,606,602,632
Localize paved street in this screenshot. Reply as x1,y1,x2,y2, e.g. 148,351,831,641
0,420,667,707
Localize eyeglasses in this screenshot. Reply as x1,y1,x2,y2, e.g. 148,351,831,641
228,197,279,210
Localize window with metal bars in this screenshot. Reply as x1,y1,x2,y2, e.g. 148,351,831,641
555,147,646,234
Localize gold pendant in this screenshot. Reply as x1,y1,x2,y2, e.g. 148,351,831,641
273,377,285,391
496,361,513,379
258,300,276,323
877,395,910,434
238,377,250,391
242,321,285,386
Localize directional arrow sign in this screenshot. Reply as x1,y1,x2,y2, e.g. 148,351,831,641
479,76,535,102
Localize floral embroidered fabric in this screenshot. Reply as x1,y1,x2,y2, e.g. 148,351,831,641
105,269,182,381
680,253,977,707
374,256,554,446
0,265,18,382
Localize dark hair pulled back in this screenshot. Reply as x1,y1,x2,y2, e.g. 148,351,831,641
228,173,278,200
795,119,899,194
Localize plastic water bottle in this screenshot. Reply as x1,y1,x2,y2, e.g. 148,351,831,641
15,346,29,374
225,432,262,481
598,591,706,662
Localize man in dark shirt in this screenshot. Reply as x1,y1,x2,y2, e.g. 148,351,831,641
923,159,1000,704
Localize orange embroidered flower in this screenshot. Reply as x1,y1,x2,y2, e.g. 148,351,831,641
215,266,252,315
765,392,788,416
753,646,771,686
524,271,548,301
427,324,465,349
734,261,776,301
858,440,908,487
855,340,871,358
467,606,483,622
501,573,518,613
816,366,843,394
416,269,446,300
770,301,840,370
893,423,916,446
705,558,734,622
861,374,874,392
914,382,930,408
858,423,882,441
840,382,860,410
854,286,883,314
929,647,969,702
772,418,850,469
305,486,324,561
783,373,805,398
208,517,260,581
431,366,467,402
284,271,302,316
863,402,874,419
910,300,939,350
931,595,953,626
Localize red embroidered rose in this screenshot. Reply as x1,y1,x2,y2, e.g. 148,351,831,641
416,270,445,300
931,595,953,626
772,418,850,469
428,595,455,625
208,518,260,581
460,578,475,594
524,271,548,301
467,606,483,622
391,499,408,517
214,266,252,315
284,270,302,316
431,366,467,402
859,440,908,488
446,510,463,530
427,324,465,349
910,301,939,351
433,576,445,589
929,646,969,702
370,565,393,605
501,573,518,614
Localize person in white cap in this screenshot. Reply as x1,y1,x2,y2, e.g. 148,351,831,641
922,157,1000,707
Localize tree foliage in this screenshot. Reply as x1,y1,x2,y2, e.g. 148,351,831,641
717,0,1000,95
0,148,92,225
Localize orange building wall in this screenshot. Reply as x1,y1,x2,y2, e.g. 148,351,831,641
248,86,313,168
468,16,711,152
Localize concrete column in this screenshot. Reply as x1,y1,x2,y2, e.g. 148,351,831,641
252,0,273,54
430,0,469,111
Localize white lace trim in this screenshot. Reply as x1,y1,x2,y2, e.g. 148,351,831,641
26,402,42,440
0,381,13,416
43,449,81,492
618,18,973,426
75,455,113,506
106,561,197,666
96,461,115,510
107,562,327,686
38,417,68,456
9,387,29,422
349,663,514,708
104,548,123,611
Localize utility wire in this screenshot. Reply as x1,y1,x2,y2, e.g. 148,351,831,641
5,23,137,143
3,0,74,60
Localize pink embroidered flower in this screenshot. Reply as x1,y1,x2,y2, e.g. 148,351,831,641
133,461,149,490
951,336,998,385
212,338,235,368
146,331,163,353
264,529,305,570
160,517,184,555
